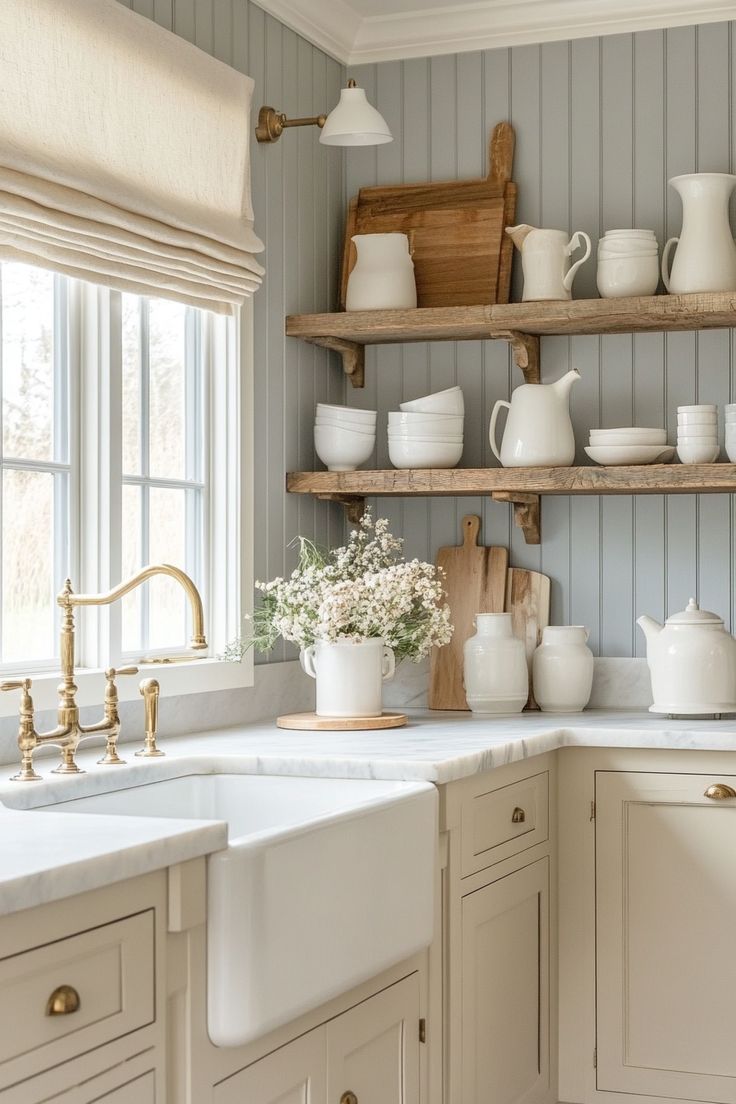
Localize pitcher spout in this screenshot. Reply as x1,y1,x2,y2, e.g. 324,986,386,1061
505,224,535,250
637,614,663,646
551,369,581,399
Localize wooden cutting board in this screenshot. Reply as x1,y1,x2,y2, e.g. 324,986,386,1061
340,121,516,309
429,515,508,710
505,567,551,710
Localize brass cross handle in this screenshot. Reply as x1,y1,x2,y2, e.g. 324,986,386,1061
704,783,736,800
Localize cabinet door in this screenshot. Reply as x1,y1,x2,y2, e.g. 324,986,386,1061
327,974,420,1104
213,1028,326,1104
596,771,736,1103
461,858,550,1104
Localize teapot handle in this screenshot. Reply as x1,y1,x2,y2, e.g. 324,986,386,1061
661,237,678,292
489,400,511,464
563,231,592,290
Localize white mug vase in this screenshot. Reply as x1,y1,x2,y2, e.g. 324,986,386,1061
345,233,417,311
300,638,396,718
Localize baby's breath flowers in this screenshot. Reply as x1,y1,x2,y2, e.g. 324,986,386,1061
221,511,452,662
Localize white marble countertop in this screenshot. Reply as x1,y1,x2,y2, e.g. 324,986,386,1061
3,707,736,918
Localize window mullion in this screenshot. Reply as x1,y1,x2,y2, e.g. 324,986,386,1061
140,298,150,652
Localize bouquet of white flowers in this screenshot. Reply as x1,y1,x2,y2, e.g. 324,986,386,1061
224,511,452,662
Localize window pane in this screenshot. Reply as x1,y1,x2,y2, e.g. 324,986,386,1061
2,264,56,463
121,483,141,653
2,469,57,661
122,294,141,476
149,299,186,479
148,487,187,648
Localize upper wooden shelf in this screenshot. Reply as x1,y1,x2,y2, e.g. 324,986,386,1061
286,293,736,387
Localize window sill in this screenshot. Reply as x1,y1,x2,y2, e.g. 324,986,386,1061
0,654,255,718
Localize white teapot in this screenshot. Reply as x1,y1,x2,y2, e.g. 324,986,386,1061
637,599,736,716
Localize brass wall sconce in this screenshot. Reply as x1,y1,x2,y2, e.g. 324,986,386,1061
256,79,392,147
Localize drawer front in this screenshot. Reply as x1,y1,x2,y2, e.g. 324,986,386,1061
0,911,154,1077
461,772,549,877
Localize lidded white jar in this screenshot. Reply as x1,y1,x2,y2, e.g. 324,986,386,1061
463,613,528,714
532,625,593,713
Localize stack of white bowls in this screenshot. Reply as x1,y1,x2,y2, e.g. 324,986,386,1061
597,229,659,298
585,426,672,466
726,404,736,462
388,386,464,469
314,403,376,471
677,405,720,464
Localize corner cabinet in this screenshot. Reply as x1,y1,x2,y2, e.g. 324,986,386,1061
595,771,736,1104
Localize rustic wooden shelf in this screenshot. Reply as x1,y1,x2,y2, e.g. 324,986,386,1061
287,464,736,545
286,292,736,388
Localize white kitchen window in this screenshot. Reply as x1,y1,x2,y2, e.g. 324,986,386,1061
0,261,253,715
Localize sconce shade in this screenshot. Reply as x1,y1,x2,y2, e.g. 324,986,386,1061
319,85,393,146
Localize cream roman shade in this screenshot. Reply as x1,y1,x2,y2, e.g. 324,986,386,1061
0,0,264,314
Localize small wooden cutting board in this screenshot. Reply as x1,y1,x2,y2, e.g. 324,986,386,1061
505,567,551,710
429,516,508,710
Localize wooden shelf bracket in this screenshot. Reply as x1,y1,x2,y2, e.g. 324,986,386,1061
306,337,365,388
493,331,540,384
316,493,366,523
492,491,541,544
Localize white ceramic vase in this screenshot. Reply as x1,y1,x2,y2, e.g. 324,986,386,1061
463,613,528,714
662,173,736,293
532,625,594,713
345,233,417,311
300,638,395,717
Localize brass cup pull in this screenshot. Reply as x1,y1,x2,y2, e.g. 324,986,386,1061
46,984,80,1016
340,1094,358,1104
511,806,526,824
704,783,736,800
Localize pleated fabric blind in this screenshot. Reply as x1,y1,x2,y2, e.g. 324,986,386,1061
0,0,264,314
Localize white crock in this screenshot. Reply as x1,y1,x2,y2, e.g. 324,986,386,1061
345,233,417,311
463,613,528,714
532,625,594,713
300,638,396,718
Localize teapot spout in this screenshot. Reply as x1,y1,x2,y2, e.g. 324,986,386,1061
637,614,663,646
505,224,535,250
551,369,581,398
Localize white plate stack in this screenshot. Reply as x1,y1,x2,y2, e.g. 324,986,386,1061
725,404,736,462
314,403,377,471
584,427,672,466
388,386,464,469
677,405,720,464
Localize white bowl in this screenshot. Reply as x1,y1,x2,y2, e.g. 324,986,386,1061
585,444,675,465
677,428,719,440
677,404,717,414
389,437,463,469
388,424,464,440
315,416,376,432
314,424,375,472
588,433,667,447
388,432,464,444
677,442,720,464
597,255,659,298
388,411,464,430
602,229,657,238
677,411,718,425
316,403,377,423
399,386,464,416
589,426,667,442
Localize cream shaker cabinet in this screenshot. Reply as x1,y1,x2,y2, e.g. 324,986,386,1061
596,771,736,1104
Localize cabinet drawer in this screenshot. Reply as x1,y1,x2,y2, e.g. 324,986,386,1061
461,772,549,877
0,911,154,1079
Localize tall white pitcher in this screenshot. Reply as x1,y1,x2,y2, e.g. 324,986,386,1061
662,173,736,293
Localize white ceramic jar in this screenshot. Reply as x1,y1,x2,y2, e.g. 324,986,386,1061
463,613,528,714
532,625,594,713
300,638,395,717
346,233,417,311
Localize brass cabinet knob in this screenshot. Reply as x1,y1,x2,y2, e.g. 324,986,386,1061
511,806,526,824
704,783,736,800
340,1094,358,1104
46,984,80,1016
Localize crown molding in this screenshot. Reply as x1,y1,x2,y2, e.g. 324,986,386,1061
253,0,736,65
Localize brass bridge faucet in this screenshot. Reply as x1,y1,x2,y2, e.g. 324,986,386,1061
2,564,206,782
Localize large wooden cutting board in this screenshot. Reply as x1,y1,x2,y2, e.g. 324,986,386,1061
340,122,516,309
429,515,508,711
505,567,551,710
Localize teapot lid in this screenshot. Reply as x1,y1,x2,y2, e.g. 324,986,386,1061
666,598,723,626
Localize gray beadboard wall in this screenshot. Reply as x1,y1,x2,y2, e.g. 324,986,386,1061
346,24,736,658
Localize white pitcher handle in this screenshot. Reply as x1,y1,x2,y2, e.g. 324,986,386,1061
382,646,395,682
661,236,678,292
563,231,592,290
300,645,317,680
489,400,511,464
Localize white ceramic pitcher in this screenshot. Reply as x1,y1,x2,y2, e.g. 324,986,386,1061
345,233,417,311
489,369,580,467
662,173,736,293
300,638,396,717
506,224,592,301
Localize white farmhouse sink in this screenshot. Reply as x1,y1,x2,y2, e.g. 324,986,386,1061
39,773,437,1046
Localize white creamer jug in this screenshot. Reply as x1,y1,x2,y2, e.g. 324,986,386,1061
506,224,592,301
489,369,580,467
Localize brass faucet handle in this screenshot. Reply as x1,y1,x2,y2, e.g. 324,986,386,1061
3,679,40,782
136,678,163,758
105,665,139,683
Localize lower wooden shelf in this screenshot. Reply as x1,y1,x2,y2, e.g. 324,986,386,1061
286,464,736,545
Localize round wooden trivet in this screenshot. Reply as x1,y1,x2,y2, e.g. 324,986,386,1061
276,711,408,731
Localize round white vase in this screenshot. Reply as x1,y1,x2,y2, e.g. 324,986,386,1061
300,638,395,718
532,625,593,713
345,233,417,311
463,613,528,714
